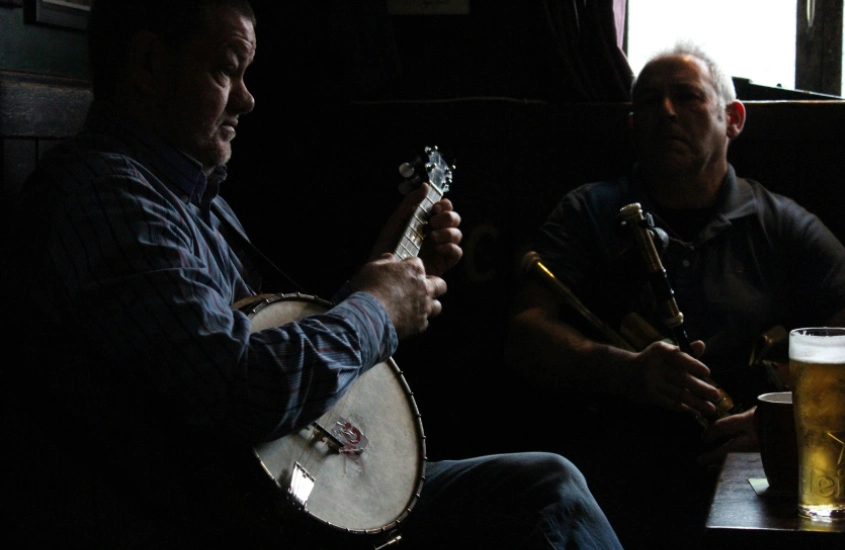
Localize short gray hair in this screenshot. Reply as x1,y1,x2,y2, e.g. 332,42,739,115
632,40,737,108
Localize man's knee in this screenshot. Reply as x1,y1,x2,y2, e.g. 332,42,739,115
528,452,587,482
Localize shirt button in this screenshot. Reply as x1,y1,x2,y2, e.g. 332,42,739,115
682,260,691,267
181,195,190,203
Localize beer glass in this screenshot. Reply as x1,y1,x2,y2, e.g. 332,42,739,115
789,327,845,522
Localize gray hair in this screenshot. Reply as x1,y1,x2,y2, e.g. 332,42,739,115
632,40,737,107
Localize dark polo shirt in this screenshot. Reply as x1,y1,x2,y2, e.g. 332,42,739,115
535,164,845,408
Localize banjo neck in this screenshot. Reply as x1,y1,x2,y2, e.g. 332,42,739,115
394,145,453,260
394,183,445,260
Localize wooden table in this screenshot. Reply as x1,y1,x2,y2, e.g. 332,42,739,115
704,452,845,549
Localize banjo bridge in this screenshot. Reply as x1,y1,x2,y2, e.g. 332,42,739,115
310,421,346,452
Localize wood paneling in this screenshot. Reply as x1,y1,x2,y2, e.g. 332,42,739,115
0,69,91,138
0,69,91,198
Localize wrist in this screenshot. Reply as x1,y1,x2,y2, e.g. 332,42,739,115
594,342,642,397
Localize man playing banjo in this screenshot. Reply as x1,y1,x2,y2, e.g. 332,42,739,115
4,1,622,548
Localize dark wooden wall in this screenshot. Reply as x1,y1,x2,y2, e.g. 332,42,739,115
0,70,90,200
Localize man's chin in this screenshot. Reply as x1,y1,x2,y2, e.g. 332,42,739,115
200,144,232,172
641,155,694,182
650,149,691,168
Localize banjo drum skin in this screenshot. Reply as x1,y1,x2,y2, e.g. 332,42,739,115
242,293,427,540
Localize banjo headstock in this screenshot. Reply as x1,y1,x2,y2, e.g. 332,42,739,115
398,145,454,197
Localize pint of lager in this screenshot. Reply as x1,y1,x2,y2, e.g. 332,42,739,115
789,327,845,522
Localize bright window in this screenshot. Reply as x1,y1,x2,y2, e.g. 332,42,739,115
626,0,796,89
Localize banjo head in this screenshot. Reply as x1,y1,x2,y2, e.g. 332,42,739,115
242,293,426,534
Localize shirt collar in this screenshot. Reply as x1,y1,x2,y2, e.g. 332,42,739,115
630,163,754,219
716,165,757,220
83,102,227,207
629,163,757,243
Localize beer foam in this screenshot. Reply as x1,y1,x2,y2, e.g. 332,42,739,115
789,330,845,363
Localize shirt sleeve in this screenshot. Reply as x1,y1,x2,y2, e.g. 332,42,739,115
534,180,633,290
769,191,845,325
36,162,398,444
534,189,602,289
237,292,398,442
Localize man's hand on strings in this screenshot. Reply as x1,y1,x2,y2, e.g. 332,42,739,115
369,183,462,277
419,196,462,277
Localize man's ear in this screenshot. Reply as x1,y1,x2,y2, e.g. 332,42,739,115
126,31,168,96
725,100,746,140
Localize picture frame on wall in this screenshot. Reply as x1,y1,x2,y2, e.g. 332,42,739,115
25,0,91,31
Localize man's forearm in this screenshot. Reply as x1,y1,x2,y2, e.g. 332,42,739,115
505,308,641,396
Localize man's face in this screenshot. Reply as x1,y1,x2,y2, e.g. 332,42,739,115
156,7,256,174
630,55,730,181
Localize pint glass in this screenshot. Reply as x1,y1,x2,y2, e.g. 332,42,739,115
789,327,845,522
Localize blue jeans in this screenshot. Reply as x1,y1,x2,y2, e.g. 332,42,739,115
398,452,623,549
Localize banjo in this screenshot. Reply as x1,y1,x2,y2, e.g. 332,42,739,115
236,146,454,547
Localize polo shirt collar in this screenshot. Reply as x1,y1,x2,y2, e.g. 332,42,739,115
717,165,757,220
629,163,757,244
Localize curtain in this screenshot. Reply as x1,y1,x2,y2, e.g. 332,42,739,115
540,0,633,101
255,1,633,103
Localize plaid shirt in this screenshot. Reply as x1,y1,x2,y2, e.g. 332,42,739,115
16,103,397,443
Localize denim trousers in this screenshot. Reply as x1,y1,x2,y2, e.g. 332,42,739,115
397,452,624,549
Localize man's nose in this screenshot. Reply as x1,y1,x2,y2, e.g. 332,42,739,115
231,80,255,115
660,96,677,118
